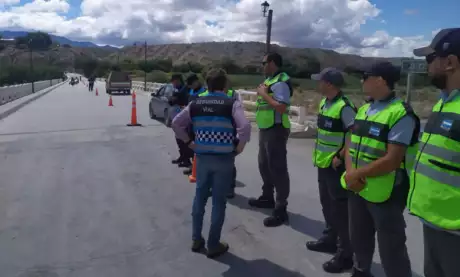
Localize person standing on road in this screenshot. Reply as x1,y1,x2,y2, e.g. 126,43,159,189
248,52,292,227
171,68,251,258
307,68,356,273
169,74,192,168
197,83,239,198
341,61,420,277
408,28,460,277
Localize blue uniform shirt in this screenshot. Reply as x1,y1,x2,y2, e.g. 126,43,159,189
271,82,291,123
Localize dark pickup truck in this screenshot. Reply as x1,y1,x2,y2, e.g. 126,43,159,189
105,71,132,95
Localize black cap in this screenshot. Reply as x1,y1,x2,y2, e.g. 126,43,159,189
414,28,460,57
364,61,400,86
186,74,199,85
311,67,345,87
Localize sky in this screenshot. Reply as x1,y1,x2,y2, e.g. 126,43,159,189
0,0,458,57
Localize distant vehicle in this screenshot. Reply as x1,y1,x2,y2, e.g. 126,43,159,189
148,84,177,127
105,71,132,95
69,77,79,86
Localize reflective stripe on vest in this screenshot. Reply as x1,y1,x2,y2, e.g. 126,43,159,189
312,96,355,168
340,99,412,203
190,92,235,154
198,89,234,98
408,91,460,230
255,72,291,129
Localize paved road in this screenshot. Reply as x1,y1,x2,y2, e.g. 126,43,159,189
0,81,424,277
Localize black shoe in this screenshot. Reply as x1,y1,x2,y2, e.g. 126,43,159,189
191,238,206,253
248,196,275,209
322,252,353,273
351,267,374,277
206,242,229,259
183,168,192,175
263,207,289,227
178,161,192,168
172,157,182,164
306,240,337,254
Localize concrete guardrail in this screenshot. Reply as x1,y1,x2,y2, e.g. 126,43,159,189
0,79,63,106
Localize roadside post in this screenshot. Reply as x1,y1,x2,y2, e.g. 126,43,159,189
401,59,427,104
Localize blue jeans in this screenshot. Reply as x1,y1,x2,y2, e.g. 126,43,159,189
192,154,235,249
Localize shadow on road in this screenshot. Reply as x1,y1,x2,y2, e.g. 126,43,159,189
217,252,306,277
228,193,323,239
235,180,245,188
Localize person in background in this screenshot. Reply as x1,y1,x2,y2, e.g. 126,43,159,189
169,74,192,168
408,28,460,277
172,68,251,258
342,61,420,277
307,68,356,273
248,52,292,227
88,75,95,91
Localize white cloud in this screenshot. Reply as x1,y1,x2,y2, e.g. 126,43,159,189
0,0,433,57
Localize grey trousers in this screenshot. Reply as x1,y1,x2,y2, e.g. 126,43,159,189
349,170,412,277
258,125,290,207
318,166,352,257
424,224,460,277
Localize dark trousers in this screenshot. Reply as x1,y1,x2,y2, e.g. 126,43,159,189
258,125,290,207
318,166,352,257
424,224,460,277
349,170,411,277
88,82,94,91
176,138,193,162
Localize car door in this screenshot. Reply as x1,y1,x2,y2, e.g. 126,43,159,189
160,84,175,119
151,86,165,118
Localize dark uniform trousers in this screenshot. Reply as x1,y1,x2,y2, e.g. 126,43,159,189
259,124,290,207
349,169,412,277
318,165,352,257
423,224,460,277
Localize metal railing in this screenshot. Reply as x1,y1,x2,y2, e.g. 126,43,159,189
0,79,63,106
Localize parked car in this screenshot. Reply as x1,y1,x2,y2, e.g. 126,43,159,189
105,71,132,94
148,84,178,127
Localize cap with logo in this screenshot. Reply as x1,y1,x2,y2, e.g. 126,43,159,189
311,67,345,87
363,61,400,88
413,28,460,57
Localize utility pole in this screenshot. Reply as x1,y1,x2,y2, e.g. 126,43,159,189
261,1,273,54
144,41,147,91
28,39,34,93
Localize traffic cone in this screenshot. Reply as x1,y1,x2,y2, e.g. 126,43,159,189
108,95,114,107
189,155,197,183
127,91,142,126
96,88,98,96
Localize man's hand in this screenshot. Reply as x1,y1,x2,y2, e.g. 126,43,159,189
344,169,366,192
235,142,245,154
257,84,269,96
332,156,342,169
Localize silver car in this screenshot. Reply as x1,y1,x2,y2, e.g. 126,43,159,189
148,84,179,127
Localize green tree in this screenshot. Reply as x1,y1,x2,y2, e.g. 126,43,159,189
172,63,190,73
138,60,156,73
15,32,52,50
155,58,173,72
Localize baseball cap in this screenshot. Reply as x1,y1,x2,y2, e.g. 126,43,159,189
363,61,400,87
311,67,345,87
413,28,460,57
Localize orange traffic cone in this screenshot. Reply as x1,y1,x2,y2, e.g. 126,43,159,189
189,155,197,183
108,95,114,107
127,91,142,126
96,88,98,96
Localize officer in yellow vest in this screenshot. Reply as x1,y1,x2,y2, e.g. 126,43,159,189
409,28,460,277
248,52,292,227
342,62,420,277
307,68,356,273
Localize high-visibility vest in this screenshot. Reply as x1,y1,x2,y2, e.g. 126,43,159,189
407,90,460,230
198,89,235,98
312,95,356,168
255,72,291,129
340,98,420,203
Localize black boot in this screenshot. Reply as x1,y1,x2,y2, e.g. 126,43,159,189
172,157,183,164
183,168,192,175
263,205,289,227
248,195,275,209
306,238,337,254
322,251,353,273
178,160,192,168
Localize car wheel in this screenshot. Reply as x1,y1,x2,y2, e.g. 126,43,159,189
149,105,156,119
164,109,171,127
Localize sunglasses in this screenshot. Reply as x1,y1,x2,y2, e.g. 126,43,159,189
425,53,437,64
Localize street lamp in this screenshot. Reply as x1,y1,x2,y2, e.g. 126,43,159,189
133,41,147,91
261,1,273,54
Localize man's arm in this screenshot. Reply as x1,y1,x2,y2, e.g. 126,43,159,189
232,100,252,151
261,82,290,114
339,106,356,158
171,104,192,142
355,115,416,178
